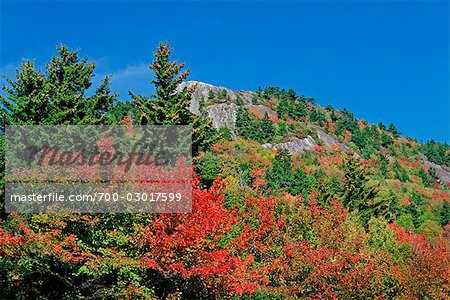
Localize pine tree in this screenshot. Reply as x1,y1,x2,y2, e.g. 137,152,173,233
256,112,274,143
378,122,386,131
379,155,389,178
0,45,117,219
341,157,384,226
0,61,47,128
388,122,400,138
440,201,450,226
277,97,290,120
236,106,254,139
0,45,116,127
265,149,292,190
131,43,217,155
417,167,432,187
132,43,192,125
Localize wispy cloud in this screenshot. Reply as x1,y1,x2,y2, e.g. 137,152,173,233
1,60,154,101
109,63,153,100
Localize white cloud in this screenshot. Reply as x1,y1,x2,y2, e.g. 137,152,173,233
110,63,153,100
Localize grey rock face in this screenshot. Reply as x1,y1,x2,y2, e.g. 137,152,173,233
205,103,238,132
178,81,354,157
178,81,253,115
262,136,318,153
317,130,349,152
245,104,277,117
422,156,450,184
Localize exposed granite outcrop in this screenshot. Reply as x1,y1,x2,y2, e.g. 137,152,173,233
422,155,450,185
245,104,277,118
178,81,253,115
262,136,318,153
317,130,349,152
205,103,238,132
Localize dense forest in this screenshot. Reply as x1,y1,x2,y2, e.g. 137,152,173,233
0,44,449,299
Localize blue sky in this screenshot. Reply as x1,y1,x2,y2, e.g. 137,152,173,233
1,0,449,142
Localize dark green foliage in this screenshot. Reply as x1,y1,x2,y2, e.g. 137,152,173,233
288,168,311,198
265,149,293,191
388,122,400,138
264,149,310,197
378,155,389,178
417,167,432,187
255,113,275,143
131,43,217,155
440,201,450,226
131,43,192,125
1,45,116,127
105,100,137,124
393,160,409,182
218,126,233,141
380,132,394,148
309,108,327,126
218,89,228,99
351,128,368,150
334,109,359,136
407,192,424,228
277,97,290,120
325,104,334,111
275,122,290,142
236,106,255,139
276,94,307,121
236,109,275,144
0,45,117,219
341,157,384,226
196,152,222,187
253,86,309,121
421,139,450,166
378,122,386,131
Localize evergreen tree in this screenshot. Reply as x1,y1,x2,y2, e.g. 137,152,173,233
256,112,274,143
236,106,255,139
417,167,432,187
341,157,384,226
379,155,389,178
288,168,310,198
378,122,386,131
277,97,290,120
351,128,368,150
393,160,409,182
309,108,327,126
265,149,292,190
440,201,450,226
131,43,217,155
1,45,116,127
388,122,400,138
132,43,192,125
0,45,117,219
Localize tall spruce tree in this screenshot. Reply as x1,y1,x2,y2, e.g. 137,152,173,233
256,112,275,143
388,122,400,138
265,149,293,190
131,43,216,155
0,45,116,127
341,157,385,226
132,43,192,125
0,45,117,219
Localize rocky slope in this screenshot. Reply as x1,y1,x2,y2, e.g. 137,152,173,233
182,81,350,153
182,81,449,184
